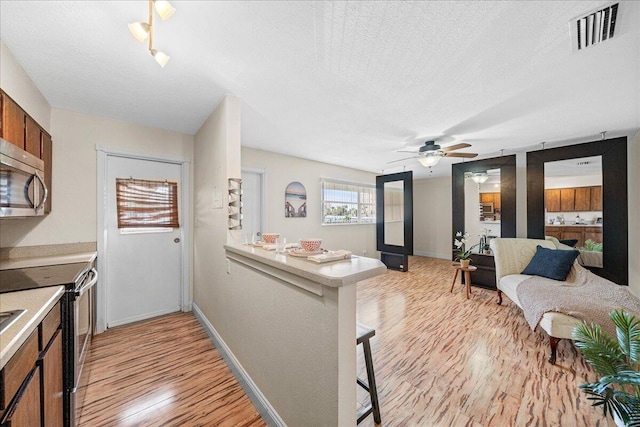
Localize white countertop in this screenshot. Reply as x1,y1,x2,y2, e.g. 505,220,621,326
0,286,65,369
0,251,97,271
545,224,602,227
224,244,387,288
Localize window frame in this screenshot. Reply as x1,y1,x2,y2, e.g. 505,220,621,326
320,178,376,226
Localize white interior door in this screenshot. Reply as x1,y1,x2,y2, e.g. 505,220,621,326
241,170,264,239
106,155,182,327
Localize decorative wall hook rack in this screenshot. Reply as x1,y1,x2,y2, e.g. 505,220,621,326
228,178,242,230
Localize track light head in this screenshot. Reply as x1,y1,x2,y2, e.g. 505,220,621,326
128,22,151,42
151,49,170,67
154,0,176,20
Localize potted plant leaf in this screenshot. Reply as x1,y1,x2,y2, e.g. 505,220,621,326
573,310,640,426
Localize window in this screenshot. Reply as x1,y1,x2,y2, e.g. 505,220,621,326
321,179,376,225
116,178,179,229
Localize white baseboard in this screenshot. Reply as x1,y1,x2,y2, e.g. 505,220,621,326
414,250,451,260
192,303,285,427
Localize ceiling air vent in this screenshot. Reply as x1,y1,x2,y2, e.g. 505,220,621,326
570,2,619,52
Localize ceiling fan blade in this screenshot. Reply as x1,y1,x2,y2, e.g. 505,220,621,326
397,147,420,153
441,143,471,152
445,152,478,158
387,156,418,164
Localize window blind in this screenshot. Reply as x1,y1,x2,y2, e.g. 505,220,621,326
116,178,179,228
321,179,376,225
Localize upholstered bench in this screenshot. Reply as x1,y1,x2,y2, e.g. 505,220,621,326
490,238,581,364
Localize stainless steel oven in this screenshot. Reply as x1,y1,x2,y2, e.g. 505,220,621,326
69,265,97,427
0,138,48,217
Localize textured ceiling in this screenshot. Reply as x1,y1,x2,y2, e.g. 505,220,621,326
1,1,638,178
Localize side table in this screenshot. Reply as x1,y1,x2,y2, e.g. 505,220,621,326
450,264,478,299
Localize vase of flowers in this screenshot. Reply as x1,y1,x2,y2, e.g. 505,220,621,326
454,231,479,268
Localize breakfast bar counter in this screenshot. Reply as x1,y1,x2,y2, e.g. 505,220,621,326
208,243,387,426
224,243,386,289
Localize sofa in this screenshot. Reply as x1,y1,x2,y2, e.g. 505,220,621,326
489,238,581,364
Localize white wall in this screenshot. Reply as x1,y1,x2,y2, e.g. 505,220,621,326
0,39,50,131
0,108,194,248
241,147,378,256
413,176,452,259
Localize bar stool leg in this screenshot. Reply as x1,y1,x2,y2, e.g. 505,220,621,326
362,338,381,424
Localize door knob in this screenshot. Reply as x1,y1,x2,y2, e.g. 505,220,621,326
174,238,180,243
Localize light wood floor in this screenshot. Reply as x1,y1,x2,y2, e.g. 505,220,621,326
356,256,611,427
78,313,266,427
79,255,610,426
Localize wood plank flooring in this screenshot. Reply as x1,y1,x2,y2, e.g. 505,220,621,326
356,256,611,427
80,255,611,426
78,313,266,427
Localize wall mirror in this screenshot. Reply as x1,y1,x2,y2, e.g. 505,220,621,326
376,171,413,256
464,168,501,253
527,137,627,285
452,155,517,253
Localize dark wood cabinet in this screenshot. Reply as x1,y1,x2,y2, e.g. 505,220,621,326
545,225,602,248
41,133,52,213
590,186,602,211
25,115,41,158
545,189,561,212
2,368,41,427
0,89,53,214
0,92,25,150
545,186,602,213
40,330,63,427
0,301,63,427
574,187,591,211
560,188,575,212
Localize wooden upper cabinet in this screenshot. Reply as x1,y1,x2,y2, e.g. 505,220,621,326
41,132,52,213
1,91,26,149
25,115,41,158
574,187,591,211
545,189,561,212
480,193,493,203
590,186,602,211
492,193,501,210
560,188,575,212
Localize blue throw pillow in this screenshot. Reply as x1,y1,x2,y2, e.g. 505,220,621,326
521,245,579,281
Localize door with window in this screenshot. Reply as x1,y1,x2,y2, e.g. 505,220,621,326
106,155,182,327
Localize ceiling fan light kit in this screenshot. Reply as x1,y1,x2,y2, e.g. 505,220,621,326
129,0,175,67
418,152,444,167
470,172,489,184
391,140,479,168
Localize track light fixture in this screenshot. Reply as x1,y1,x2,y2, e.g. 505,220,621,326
129,0,175,67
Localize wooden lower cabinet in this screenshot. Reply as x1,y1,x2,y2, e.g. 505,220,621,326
0,301,63,427
2,368,41,427
40,330,63,427
545,226,603,248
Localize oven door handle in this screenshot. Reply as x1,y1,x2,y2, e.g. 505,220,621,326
75,268,98,297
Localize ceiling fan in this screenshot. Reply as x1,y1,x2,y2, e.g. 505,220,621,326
389,140,478,167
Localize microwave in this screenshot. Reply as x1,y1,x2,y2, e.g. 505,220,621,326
0,138,48,217
481,202,494,214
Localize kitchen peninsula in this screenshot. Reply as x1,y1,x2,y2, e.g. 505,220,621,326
194,243,386,426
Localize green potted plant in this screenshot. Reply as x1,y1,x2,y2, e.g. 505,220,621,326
453,232,478,268
573,310,640,426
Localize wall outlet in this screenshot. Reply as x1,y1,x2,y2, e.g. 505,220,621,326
226,259,231,274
